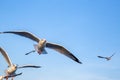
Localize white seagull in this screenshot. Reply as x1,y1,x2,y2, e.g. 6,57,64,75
0,31,82,64
97,52,116,61
0,47,41,80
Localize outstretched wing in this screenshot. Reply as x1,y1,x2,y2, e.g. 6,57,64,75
18,64,41,69
46,42,82,64
97,56,106,58
0,47,12,66
4,73,22,78
0,31,40,42
110,52,116,58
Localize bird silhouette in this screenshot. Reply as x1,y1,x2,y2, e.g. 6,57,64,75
97,52,116,61
0,31,82,64
0,47,41,80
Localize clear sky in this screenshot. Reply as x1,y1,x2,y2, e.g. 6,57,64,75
0,0,120,80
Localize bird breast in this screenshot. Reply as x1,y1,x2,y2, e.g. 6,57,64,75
6,66,17,74
38,39,46,49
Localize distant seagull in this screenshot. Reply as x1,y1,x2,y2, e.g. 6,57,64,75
0,47,41,80
97,52,116,61
0,31,82,64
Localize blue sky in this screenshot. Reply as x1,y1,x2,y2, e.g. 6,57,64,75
0,0,120,80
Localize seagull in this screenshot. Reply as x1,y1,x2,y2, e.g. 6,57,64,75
0,31,82,64
97,52,116,61
0,47,41,80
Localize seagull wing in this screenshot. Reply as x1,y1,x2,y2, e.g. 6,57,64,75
18,64,41,69
97,56,106,58
46,42,82,64
110,52,116,58
4,73,22,78
0,47,12,66
1,31,40,42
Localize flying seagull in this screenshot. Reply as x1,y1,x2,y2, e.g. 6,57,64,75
0,47,41,80
97,52,116,61
0,31,82,64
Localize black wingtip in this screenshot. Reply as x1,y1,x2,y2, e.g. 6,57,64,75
73,57,82,64
69,53,82,64
32,66,42,68
97,56,100,57
79,61,82,64
77,60,82,64
97,56,103,58
25,53,29,55
71,54,82,64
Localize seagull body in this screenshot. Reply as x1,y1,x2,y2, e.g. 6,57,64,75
0,47,41,80
0,31,82,64
97,53,116,61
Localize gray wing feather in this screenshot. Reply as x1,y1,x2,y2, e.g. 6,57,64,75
0,47,12,66
1,31,40,42
46,43,82,64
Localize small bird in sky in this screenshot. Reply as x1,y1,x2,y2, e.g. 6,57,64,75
0,47,41,80
97,52,116,61
0,31,82,64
